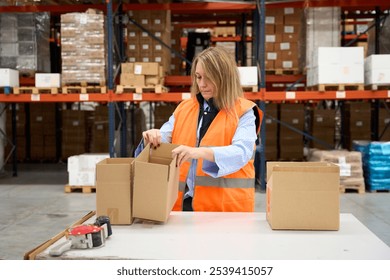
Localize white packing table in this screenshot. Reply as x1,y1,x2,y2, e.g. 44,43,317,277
35,212,390,260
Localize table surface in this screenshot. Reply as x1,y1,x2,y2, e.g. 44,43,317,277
37,212,390,260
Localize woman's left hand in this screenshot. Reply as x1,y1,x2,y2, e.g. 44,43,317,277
172,145,215,167
172,145,197,167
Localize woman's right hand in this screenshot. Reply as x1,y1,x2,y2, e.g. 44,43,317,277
142,129,162,147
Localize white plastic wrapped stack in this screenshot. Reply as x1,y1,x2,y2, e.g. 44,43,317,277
305,7,341,70
364,54,390,88
308,149,365,193
307,47,365,87
0,12,50,75
67,153,110,187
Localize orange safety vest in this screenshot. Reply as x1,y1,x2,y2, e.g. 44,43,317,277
171,96,262,212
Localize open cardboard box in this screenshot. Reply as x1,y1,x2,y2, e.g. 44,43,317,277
266,161,340,230
132,143,179,223
95,143,179,225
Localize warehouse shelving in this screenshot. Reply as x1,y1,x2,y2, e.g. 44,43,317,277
1,0,390,187
1,89,390,103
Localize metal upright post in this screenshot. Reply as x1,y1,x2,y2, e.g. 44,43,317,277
117,1,127,157
371,6,381,141
107,0,116,158
254,0,266,191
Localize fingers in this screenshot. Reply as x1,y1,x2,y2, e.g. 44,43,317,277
142,129,162,147
172,146,192,167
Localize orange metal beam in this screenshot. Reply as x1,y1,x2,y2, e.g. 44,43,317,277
0,93,109,103
122,3,256,14
267,0,390,9
0,89,388,103
164,76,192,86
0,4,107,14
264,90,390,101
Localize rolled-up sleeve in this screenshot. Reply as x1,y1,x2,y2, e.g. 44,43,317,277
202,109,257,178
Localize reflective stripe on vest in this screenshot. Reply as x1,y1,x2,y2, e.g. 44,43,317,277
195,176,255,189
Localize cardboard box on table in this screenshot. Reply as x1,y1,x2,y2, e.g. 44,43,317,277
132,143,179,223
266,161,340,230
96,158,135,225
95,143,179,225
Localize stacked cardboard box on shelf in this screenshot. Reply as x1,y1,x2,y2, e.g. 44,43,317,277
264,103,278,161
90,105,109,154
127,10,171,76
305,7,341,72
61,109,91,160
279,103,305,160
308,149,365,193
265,7,303,73
170,24,185,75
29,103,57,161
120,62,163,88
60,9,106,86
310,107,336,149
153,102,176,129
344,101,371,150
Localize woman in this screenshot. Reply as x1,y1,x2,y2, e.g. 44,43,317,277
138,46,262,212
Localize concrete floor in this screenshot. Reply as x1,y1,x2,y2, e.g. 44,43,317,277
0,163,389,260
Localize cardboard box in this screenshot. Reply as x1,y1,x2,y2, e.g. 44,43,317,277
266,161,340,230
95,143,179,224
96,158,135,225
120,73,145,86
365,54,390,85
238,66,258,86
132,143,179,223
0,68,19,87
134,62,159,75
35,73,61,88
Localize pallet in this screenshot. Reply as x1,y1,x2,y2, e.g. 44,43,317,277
339,184,365,194
13,87,59,94
213,33,236,38
265,68,301,75
365,84,390,91
307,84,365,92
62,85,106,94
62,81,106,87
64,184,96,193
115,84,168,94
0,87,12,94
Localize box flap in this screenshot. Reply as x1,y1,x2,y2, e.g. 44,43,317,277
267,161,339,182
151,143,179,159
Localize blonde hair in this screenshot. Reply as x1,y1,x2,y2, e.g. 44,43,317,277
190,46,243,111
